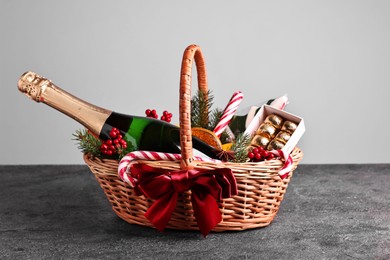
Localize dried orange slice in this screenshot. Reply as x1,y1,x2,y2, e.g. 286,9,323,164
191,127,223,150
222,143,233,151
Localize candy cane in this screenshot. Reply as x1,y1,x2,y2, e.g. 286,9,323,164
269,94,289,110
213,91,244,138
118,151,221,187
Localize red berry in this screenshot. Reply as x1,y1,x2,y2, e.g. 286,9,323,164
145,109,151,115
158,110,172,122
106,140,112,146
117,134,123,139
248,152,254,159
114,139,120,145
106,150,113,156
255,153,262,161
252,147,259,154
109,128,119,138
109,131,117,139
266,153,275,160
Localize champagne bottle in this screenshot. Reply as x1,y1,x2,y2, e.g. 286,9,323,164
17,71,219,159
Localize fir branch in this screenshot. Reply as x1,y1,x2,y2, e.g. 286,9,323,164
73,128,135,160
72,129,102,157
230,133,251,163
191,90,214,129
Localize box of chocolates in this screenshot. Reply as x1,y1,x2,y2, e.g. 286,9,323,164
244,104,305,155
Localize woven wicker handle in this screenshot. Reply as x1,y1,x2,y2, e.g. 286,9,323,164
179,44,209,170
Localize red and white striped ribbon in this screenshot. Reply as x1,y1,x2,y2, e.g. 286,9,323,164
270,149,294,179
213,91,244,138
118,148,293,187
118,151,221,187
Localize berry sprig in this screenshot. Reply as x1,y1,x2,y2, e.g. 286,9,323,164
100,128,128,156
145,109,173,123
230,133,251,163
145,109,158,119
248,146,278,162
160,110,173,123
74,128,134,159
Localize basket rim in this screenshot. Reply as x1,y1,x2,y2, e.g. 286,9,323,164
83,147,303,180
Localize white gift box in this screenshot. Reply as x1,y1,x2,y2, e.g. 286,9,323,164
244,104,305,155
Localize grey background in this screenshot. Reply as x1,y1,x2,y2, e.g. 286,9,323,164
1,0,389,164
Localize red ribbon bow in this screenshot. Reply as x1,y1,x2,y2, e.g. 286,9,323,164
130,164,238,237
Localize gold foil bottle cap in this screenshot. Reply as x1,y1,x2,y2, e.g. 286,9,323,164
17,71,51,102
281,120,298,134
264,114,284,129
17,71,112,135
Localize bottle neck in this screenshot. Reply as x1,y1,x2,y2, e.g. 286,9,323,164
18,71,112,135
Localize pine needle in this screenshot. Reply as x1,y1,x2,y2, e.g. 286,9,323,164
230,133,251,163
191,90,214,128
72,129,102,157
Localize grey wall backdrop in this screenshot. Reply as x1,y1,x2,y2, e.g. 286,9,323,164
1,0,389,164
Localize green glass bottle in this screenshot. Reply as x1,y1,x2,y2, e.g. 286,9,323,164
227,106,262,136
100,112,217,158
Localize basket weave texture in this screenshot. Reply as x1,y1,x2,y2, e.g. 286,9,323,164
83,44,304,232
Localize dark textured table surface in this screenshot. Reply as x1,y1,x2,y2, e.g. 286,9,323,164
0,164,389,259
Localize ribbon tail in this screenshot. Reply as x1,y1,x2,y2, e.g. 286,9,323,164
271,150,293,179
145,192,178,232
191,191,222,237
279,154,293,179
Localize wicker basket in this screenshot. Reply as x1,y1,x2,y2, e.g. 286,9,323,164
83,44,304,232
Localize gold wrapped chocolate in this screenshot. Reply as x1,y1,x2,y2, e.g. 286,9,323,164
281,120,297,134
274,131,291,144
264,114,284,129
256,123,277,139
251,135,270,148
267,139,285,151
